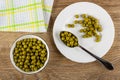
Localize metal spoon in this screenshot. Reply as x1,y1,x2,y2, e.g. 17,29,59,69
60,31,114,70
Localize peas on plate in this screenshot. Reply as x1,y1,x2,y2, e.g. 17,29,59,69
66,14,103,42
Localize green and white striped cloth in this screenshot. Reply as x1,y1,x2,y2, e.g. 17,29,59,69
0,0,54,32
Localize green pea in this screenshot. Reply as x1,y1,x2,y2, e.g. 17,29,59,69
91,21,95,25
22,56,25,59
94,19,99,23
69,38,73,41
21,59,24,62
32,49,36,53
30,65,35,68
67,24,71,27
66,37,69,40
36,56,40,60
40,57,44,60
20,62,23,65
15,53,19,57
27,53,30,56
38,48,42,52
82,35,87,38
74,38,78,42
64,32,68,35
17,59,21,63
89,27,94,31
16,63,20,67
60,33,64,37
41,44,45,48
44,57,47,61
33,38,37,42
68,33,72,37
22,51,26,55
27,63,30,66
40,64,43,67
78,20,83,24
74,14,79,18
31,60,35,64
74,20,79,24
25,60,29,63
84,18,89,22
25,69,30,72
19,56,22,59
74,42,78,46
86,28,89,31
97,26,102,32
88,15,92,19
81,14,87,18
82,24,86,27
28,43,32,47
14,59,18,63
24,65,28,68
22,68,25,71
42,60,45,63
16,45,19,48
14,50,19,53
35,52,39,56
88,21,91,25
41,50,46,54
83,29,87,32
22,42,25,45
34,67,38,71
95,38,101,42
95,35,101,39
61,37,65,41
41,54,45,57
23,45,27,48
16,41,21,45
67,43,70,47
31,56,36,60
87,31,92,35
72,36,75,39
19,45,22,48
26,48,30,52
94,24,99,29
67,24,75,28
37,40,41,44
80,29,84,32
26,56,30,60
86,24,89,27
37,62,41,66
19,66,23,69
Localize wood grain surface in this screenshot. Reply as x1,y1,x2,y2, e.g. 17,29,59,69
0,0,120,80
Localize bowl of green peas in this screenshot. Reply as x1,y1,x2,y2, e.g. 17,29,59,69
10,35,49,74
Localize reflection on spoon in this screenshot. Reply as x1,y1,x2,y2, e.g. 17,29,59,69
60,31,114,70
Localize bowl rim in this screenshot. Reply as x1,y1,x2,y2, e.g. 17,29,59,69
10,34,49,74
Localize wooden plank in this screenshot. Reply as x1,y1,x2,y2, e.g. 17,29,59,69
0,0,120,80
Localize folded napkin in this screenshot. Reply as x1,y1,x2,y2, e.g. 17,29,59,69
0,0,54,32
43,0,54,27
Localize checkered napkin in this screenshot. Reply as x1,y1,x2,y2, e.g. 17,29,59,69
0,0,54,32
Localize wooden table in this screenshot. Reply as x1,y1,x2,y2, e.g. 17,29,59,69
0,0,120,80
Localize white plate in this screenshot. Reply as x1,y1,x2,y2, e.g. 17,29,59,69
53,2,115,63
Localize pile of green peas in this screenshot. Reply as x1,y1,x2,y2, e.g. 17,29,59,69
60,31,78,47
13,38,47,72
67,14,103,42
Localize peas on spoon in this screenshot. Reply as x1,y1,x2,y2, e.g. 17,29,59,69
60,31,114,70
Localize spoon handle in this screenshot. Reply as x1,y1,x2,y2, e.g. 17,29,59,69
79,45,114,70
